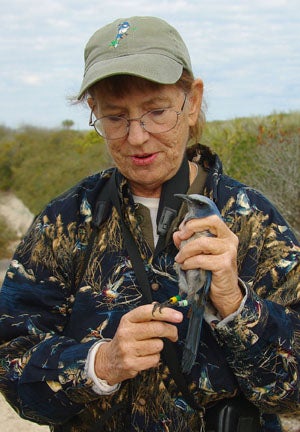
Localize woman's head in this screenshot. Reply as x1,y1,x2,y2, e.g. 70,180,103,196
78,16,206,141
77,16,205,196
87,75,203,197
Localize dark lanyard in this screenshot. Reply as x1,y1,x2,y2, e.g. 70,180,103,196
79,163,203,413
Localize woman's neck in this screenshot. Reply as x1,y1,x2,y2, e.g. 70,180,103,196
129,161,197,198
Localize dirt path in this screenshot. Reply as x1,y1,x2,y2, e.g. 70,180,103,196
0,393,48,431
0,191,34,237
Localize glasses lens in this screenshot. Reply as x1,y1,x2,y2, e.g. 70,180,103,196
94,117,128,139
142,109,178,134
92,107,181,139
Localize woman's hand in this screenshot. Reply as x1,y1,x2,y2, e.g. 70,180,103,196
94,305,183,385
173,214,243,319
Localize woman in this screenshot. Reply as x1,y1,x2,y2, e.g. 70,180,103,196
0,16,299,432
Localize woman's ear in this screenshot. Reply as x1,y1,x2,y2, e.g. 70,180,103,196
187,79,204,127
87,97,95,110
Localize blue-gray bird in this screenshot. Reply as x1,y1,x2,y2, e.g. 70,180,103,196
175,194,221,373
153,193,221,374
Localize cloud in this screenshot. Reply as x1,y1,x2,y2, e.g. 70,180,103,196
0,0,299,128
20,74,43,86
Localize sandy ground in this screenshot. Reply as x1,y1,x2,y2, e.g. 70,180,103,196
0,192,300,431
0,192,34,238
0,393,48,431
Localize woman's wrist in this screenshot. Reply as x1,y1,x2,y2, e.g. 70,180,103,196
212,279,245,319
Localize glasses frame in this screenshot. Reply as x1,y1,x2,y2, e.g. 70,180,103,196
89,93,187,140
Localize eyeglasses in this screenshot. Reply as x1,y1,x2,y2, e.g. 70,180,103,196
89,94,187,140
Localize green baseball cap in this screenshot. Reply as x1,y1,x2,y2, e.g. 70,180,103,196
77,16,193,99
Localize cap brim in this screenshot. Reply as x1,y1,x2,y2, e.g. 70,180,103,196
77,53,183,99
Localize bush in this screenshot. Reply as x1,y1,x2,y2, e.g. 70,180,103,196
0,126,110,215
243,128,299,237
202,112,300,237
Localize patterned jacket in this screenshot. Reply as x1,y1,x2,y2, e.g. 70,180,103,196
0,144,299,431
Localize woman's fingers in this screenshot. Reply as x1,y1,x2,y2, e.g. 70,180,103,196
94,305,183,384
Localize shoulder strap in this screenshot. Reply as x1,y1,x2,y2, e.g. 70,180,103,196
107,170,203,411
77,167,203,412
155,155,190,256
108,169,152,304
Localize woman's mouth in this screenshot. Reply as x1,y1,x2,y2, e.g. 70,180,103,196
131,153,158,166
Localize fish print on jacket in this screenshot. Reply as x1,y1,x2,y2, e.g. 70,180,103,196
0,144,299,431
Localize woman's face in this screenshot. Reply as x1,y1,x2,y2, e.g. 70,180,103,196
89,79,202,197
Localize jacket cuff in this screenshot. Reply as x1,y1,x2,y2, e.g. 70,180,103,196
85,339,120,395
210,281,268,352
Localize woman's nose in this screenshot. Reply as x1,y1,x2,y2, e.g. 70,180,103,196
126,119,149,145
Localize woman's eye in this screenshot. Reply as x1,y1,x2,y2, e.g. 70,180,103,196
107,116,124,123
150,109,166,117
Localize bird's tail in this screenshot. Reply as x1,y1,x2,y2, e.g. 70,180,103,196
181,271,211,374
181,303,204,374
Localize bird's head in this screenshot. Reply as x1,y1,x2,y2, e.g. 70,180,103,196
175,193,221,219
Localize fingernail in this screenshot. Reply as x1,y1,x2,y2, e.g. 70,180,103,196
175,253,182,263
173,311,183,321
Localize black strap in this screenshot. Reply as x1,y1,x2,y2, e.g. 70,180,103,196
109,170,152,304
155,155,190,255
107,169,202,411
156,154,189,227
77,166,203,422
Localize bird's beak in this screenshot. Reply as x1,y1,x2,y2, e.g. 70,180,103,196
174,193,191,204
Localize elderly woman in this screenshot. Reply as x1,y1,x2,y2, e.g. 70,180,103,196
0,16,299,432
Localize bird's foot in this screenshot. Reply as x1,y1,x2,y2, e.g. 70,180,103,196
152,300,171,316
152,295,189,316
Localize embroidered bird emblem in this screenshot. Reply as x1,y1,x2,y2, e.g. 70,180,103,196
110,21,130,47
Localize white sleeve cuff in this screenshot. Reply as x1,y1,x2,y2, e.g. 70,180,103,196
85,339,120,395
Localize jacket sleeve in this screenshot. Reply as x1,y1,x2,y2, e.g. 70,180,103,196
0,202,102,425
211,187,300,414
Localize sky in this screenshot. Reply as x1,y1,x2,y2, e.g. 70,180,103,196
1,0,299,130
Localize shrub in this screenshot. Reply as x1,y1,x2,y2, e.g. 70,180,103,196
202,112,300,237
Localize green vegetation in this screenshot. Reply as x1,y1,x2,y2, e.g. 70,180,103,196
202,111,299,236
202,111,299,181
0,125,111,214
0,111,299,258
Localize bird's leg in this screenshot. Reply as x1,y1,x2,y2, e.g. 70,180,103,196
152,299,173,315
152,295,189,316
